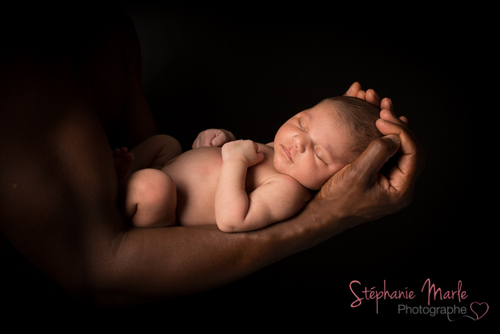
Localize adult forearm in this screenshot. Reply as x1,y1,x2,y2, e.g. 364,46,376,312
93,199,347,306
94,225,269,305
255,197,349,258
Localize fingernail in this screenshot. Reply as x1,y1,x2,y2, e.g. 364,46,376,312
385,135,400,144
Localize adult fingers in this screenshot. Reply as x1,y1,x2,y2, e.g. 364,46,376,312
380,97,394,114
350,135,401,184
344,82,362,97
376,117,425,191
365,89,381,108
344,82,389,111
380,103,408,126
379,109,410,128
356,89,366,100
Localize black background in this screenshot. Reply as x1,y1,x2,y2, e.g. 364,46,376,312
1,1,494,329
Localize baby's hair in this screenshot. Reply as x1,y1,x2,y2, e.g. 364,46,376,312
326,96,382,156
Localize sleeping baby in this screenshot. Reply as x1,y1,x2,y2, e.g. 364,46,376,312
113,96,382,232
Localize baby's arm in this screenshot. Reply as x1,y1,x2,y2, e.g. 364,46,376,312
215,140,311,232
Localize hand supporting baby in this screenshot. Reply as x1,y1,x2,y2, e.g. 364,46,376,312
192,82,424,236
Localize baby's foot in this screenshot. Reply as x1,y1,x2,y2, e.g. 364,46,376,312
113,147,135,182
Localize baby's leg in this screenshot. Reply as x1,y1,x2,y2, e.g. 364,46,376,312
120,168,177,227
113,147,134,182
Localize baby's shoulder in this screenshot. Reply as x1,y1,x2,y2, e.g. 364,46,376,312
266,173,311,200
270,173,306,189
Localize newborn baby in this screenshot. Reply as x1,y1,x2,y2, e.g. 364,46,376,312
115,96,382,232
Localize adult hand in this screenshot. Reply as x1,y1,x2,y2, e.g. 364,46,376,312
192,129,236,148
312,101,424,233
344,81,409,123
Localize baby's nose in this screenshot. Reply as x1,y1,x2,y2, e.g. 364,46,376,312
293,134,308,153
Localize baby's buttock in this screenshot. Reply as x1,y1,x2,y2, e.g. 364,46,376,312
161,147,222,226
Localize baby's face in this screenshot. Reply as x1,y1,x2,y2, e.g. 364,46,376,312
273,100,357,190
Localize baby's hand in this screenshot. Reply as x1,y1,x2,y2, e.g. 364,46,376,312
221,140,264,167
192,129,236,148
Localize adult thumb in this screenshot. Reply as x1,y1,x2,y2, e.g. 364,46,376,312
351,135,401,181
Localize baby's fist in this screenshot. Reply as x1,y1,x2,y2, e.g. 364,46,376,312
192,129,236,148
221,140,264,167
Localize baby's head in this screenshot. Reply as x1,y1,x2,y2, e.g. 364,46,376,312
273,96,382,190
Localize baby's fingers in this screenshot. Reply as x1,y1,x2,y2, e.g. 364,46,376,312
192,130,218,148
211,130,235,147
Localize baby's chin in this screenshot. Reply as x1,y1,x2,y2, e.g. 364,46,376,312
295,177,325,191
303,170,344,191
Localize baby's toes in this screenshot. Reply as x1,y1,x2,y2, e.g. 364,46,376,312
123,152,135,164
113,147,129,157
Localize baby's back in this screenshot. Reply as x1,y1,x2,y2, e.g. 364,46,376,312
161,147,223,226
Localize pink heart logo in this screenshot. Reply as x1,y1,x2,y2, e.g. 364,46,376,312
470,302,489,320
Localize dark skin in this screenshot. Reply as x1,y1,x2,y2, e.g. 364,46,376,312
0,6,424,306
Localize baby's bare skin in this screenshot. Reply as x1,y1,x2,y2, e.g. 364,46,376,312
113,147,135,182
160,143,309,227
0,1,423,304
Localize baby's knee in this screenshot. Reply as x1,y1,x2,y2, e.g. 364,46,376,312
129,168,176,203
125,168,177,227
